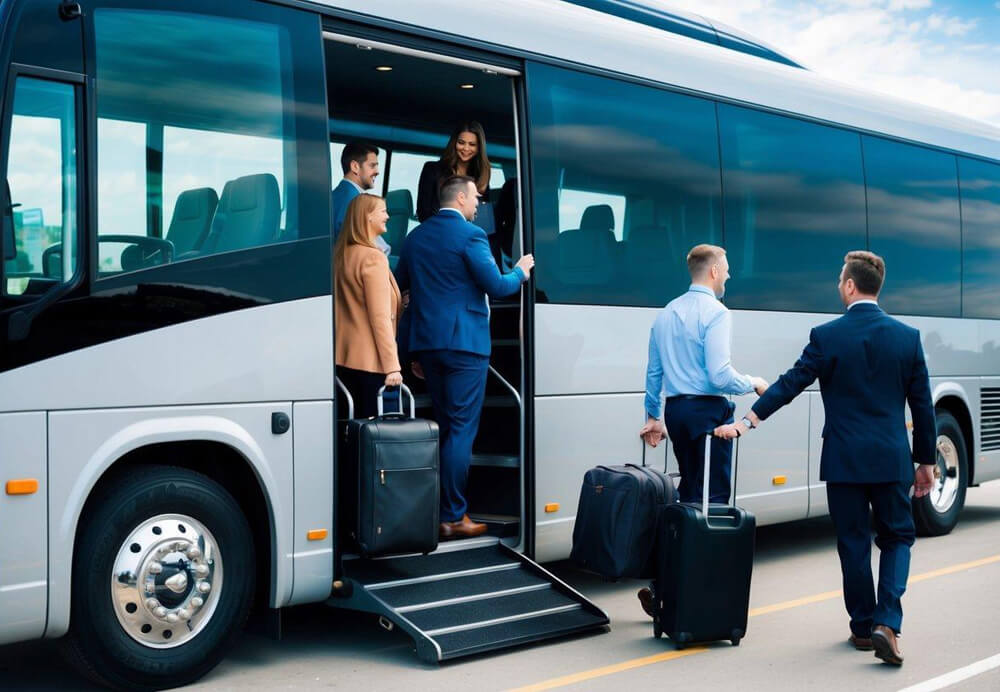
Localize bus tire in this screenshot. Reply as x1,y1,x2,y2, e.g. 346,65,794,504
63,465,254,691
912,411,968,537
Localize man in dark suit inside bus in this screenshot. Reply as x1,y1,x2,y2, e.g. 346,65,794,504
715,250,936,666
395,175,534,539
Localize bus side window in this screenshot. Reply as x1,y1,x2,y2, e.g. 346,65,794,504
2,78,79,297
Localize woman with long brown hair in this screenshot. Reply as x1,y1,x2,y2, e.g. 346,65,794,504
334,193,403,418
416,121,491,223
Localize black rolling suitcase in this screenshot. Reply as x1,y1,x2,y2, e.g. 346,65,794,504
338,382,440,557
571,442,677,579
654,434,755,648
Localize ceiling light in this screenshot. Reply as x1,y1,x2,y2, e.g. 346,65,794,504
375,65,393,72
459,83,475,89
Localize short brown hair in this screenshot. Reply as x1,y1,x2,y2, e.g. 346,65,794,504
843,250,885,295
686,244,726,278
439,175,477,204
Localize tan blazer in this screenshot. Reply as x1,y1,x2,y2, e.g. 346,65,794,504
335,244,403,374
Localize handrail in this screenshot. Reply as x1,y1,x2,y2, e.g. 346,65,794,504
334,376,354,420
488,365,521,407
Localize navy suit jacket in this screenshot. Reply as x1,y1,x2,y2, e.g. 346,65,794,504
395,209,524,358
752,303,936,484
331,179,359,237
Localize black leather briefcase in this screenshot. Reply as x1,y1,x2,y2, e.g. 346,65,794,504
340,384,440,557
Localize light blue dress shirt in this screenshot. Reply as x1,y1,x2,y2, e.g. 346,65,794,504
644,284,754,419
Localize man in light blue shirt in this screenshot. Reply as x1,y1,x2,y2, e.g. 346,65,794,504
635,243,765,617
332,141,390,255
639,243,766,501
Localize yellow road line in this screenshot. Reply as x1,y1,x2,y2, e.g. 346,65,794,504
509,553,1000,692
508,648,707,692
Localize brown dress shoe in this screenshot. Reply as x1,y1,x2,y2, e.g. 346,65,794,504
439,514,487,540
637,587,655,618
872,625,903,665
849,633,873,651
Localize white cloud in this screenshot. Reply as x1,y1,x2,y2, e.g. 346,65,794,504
650,0,1000,129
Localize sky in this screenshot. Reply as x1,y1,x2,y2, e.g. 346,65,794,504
648,0,1000,130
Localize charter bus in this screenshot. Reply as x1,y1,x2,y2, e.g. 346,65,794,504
2,0,999,688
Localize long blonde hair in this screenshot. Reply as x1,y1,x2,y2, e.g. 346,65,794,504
334,193,383,273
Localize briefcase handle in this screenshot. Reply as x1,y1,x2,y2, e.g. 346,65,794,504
377,383,415,419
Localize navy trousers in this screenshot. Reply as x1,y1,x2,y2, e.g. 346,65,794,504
417,349,489,523
663,396,735,504
826,482,915,636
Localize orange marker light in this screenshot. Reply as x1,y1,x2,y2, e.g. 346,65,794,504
6,479,39,495
306,529,328,541
544,503,560,513
772,476,787,486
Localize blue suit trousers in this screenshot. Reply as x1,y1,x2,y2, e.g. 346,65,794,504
663,396,736,504
417,349,490,523
826,482,915,636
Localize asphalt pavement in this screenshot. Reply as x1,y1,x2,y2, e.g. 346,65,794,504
3,481,999,691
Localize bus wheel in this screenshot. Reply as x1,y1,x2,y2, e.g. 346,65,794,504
913,411,968,537
64,465,254,691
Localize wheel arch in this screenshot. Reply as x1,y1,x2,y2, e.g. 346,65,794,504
933,385,975,485
48,416,288,639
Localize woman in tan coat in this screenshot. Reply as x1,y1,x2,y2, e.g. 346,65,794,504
334,194,403,418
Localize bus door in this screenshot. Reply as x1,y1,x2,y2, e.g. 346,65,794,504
322,27,604,664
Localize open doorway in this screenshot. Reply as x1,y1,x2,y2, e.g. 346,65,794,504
325,34,525,544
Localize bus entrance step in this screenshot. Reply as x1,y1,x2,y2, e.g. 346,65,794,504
329,542,608,663
468,513,519,538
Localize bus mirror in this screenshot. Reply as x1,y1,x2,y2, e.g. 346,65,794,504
3,180,17,262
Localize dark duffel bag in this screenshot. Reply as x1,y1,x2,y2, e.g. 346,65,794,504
654,435,755,648
571,442,677,579
338,382,440,557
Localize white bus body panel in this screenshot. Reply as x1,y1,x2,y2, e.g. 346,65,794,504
288,401,335,605
318,0,1000,161
0,412,47,645
534,304,989,560
0,297,333,414
46,404,295,637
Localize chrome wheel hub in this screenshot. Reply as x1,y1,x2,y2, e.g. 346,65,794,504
111,513,222,648
930,435,960,513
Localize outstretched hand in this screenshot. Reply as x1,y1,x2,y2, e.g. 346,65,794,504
714,421,747,439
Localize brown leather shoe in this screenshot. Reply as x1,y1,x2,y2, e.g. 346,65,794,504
439,514,487,540
637,587,655,618
872,625,903,665
849,633,873,651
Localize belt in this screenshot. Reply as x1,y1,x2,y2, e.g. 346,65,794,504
665,394,726,402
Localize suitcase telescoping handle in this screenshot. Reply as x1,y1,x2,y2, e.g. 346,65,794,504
640,434,670,474
377,383,416,419
702,433,740,516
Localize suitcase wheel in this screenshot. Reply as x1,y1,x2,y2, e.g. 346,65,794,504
674,632,691,650
731,637,741,647
731,628,744,647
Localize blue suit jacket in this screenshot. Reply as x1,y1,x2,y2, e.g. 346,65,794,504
331,179,359,237
395,210,524,357
752,303,936,484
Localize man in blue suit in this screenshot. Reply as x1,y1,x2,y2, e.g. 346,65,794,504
332,141,389,254
717,251,936,666
395,175,534,539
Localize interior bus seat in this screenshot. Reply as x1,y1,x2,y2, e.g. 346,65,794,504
623,224,673,291
557,203,617,285
384,188,413,250
202,173,280,254
165,187,219,255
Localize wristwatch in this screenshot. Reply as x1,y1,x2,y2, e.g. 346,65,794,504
740,416,755,430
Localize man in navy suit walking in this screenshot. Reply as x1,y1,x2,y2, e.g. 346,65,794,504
717,251,936,666
395,175,534,539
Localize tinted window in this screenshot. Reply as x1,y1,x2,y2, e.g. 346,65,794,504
718,105,867,313
3,78,79,296
863,137,961,317
528,63,723,306
94,6,328,278
959,157,1000,318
